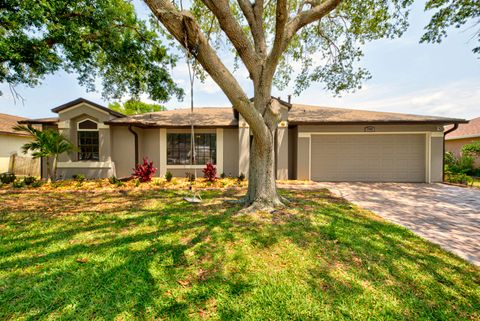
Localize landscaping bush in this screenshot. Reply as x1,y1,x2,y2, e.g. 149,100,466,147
0,172,16,184
462,141,480,157
445,172,474,185
444,152,475,175
185,172,195,182
73,174,86,183
164,171,173,182
131,158,157,182
23,176,37,186
108,176,124,187
202,163,217,182
12,179,25,188
220,172,226,179
31,180,43,188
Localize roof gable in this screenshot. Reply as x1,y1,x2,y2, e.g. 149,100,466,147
51,98,125,118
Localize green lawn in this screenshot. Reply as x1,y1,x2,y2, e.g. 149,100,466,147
0,187,478,320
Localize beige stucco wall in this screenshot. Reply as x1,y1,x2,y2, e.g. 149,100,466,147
142,128,161,176
0,134,38,174
223,128,239,177
288,127,297,180
445,137,480,167
431,136,443,182
58,104,115,162
111,126,137,178
296,136,310,180
297,124,443,133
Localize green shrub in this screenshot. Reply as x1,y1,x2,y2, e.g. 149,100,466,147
445,172,474,185
0,172,16,184
473,168,480,177
108,176,124,187
31,180,43,188
12,179,25,188
164,171,173,182
220,172,226,179
73,174,86,183
109,176,119,184
185,172,195,182
23,176,37,186
444,152,475,175
462,141,480,157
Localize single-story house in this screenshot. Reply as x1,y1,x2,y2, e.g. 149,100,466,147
445,117,480,166
0,113,39,175
20,97,467,183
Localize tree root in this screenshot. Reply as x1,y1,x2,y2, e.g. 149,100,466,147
237,196,285,214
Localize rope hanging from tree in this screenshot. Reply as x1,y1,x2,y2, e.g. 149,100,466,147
182,22,202,204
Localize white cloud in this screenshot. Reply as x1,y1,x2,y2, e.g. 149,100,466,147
293,79,480,120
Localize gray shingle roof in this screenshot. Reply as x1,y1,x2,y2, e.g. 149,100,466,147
288,104,467,124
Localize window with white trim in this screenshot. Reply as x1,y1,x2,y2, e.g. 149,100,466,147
77,119,99,161
167,133,216,165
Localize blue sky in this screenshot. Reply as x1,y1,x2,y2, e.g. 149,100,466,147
1,1,479,120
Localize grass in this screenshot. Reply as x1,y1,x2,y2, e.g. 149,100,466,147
472,178,480,188
0,186,478,320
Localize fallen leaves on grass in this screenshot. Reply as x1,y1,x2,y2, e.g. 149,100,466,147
177,279,191,287
76,258,89,264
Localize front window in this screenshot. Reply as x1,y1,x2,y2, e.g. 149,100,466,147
77,119,99,161
167,133,216,165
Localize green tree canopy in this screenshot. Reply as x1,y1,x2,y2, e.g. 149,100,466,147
0,0,183,101
462,141,480,157
108,99,166,115
421,0,480,55
144,0,415,210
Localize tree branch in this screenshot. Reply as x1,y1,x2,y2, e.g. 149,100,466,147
144,0,266,134
237,0,267,57
287,0,341,38
200,0,259,78
266,0,288,80
266,0,341,81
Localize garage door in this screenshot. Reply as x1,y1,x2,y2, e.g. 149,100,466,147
311,134,426,182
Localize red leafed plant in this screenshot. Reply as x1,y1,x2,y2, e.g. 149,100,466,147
202,162,217,182
132,157,157,182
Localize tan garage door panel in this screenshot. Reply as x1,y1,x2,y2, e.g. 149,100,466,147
311,134,426,182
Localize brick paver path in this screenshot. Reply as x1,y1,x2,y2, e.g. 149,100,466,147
280,182,480,265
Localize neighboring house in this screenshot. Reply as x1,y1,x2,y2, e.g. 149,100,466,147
0,113,39,175
20,97,466,183
445,117,480,166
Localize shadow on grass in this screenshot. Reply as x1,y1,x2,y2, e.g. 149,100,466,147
0,188,478,320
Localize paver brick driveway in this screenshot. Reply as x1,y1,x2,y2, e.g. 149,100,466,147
317,183,480,265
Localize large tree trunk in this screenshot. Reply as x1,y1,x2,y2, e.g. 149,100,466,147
243,130,283,211
241,95,284,212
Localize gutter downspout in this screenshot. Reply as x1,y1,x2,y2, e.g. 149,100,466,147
443,123,459,182
128,125,139,166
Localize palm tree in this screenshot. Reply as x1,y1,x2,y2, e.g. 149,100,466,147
14,125,75,181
